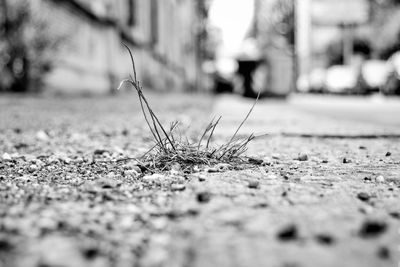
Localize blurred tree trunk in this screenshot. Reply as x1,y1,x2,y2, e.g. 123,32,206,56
1,0,8,31
0,0,34,92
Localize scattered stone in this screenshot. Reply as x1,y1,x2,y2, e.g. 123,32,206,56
315,234,335,245
248,157,263,165
196,192,211,203
197,174,206,182
193,165,201,172
377,246,390,259
93,149,109,155
358,220,388,238
253,202,268,209
363,176,372,182
321,159,328,163
97,177,121,189
59,156,72,164
1,153,12,161
82,246,100,260
389,212,400,219
359,145,367,150
297,153,308,161
206,167,218,173
36,130,50,141
121,129,129,136
375,175,385,183
385,151,391,157
357,192,370,202
342,158,352,164
28,164,39,173
248,180,260,189
359,206,374,215
14,142,28,150
82,182,99,193
171,184,186,191
277,224,298,241
262,156,272,166
215,163,231,171
271,154,280,160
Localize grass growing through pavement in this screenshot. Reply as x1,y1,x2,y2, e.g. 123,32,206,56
118,45,258,172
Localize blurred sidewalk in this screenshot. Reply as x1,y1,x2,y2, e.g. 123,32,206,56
212,94,400,138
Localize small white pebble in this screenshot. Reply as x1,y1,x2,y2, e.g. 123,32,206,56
28,164,38,173
2,153,12,161
375,175,385,183
193,165,200,172
36,130,49,141
262,156,272,165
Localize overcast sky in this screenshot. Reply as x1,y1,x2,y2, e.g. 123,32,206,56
208,0,255,57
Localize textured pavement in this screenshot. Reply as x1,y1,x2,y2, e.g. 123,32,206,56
0,92,399,267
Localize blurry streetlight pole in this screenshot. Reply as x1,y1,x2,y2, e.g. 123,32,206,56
295,0,312,90
341,23,354,66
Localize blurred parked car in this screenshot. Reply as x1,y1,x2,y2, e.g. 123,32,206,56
324,65,359,94
296,68,326,93
358,60,390,93
382,52,400,95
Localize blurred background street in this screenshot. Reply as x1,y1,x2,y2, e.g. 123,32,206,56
1,0,400,267
0,0,400,97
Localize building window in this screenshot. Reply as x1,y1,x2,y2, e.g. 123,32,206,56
150,0,158,45
127,0,136,26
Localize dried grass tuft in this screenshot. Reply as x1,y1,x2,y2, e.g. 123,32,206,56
118,44,259,172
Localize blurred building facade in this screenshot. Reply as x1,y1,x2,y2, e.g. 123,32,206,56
30,0,201,93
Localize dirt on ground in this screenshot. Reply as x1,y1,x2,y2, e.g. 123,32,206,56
0,92,399,267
